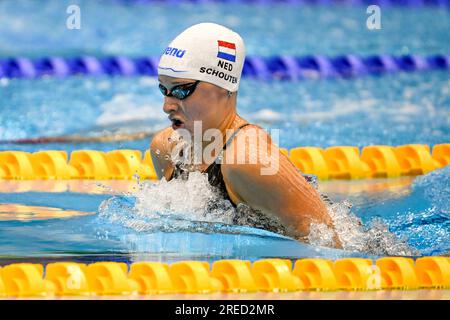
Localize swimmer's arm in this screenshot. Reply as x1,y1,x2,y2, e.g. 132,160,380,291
222,139,340,246
150,127,175,180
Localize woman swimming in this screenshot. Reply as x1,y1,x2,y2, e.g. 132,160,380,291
150,23,341,247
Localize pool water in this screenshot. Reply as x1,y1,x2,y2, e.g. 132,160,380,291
1,0,449,57
1,71,449,149
0,167,448,264
0,0,449,264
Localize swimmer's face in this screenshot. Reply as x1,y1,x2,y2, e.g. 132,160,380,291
158,75,232,134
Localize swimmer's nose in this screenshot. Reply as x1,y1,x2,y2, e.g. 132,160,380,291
163,97,180,114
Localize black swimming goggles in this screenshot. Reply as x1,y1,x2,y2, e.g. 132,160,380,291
158,80,200,100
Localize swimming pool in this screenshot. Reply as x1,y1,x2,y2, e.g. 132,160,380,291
0,0,449,291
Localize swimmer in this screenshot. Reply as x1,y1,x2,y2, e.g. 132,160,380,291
150,23,341,247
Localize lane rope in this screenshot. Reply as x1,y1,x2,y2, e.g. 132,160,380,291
1,54,449,80
0,144,448,180
0,257,449,296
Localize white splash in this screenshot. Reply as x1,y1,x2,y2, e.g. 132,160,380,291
133,171,236,224
98,172,237,234
308,200,418,256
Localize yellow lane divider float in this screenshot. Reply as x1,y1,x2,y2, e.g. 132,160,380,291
0,257,448,297
0,144,449,180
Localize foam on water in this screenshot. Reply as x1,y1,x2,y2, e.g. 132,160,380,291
308,201,418,256
98,171,237,234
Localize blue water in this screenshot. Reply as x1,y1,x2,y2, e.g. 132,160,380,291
0,167,448,262
326,167,450,256
1,70,449,150
0,1,449,262
0,0,449,57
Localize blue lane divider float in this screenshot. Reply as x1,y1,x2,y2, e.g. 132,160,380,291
0,54,449,80
117,0,450,7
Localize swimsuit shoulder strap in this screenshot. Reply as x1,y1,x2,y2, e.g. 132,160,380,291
171,122,254,181
222,122,253,151
204,122,252,186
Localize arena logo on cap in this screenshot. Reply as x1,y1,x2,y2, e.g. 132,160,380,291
164,47,186,58
217,40,236,62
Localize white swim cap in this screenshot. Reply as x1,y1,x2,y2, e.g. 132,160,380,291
158,23,246,92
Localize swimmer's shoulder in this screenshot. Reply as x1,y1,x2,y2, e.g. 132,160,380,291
220,123,276,204
223,122,274,157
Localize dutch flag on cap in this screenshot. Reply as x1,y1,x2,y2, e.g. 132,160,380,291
217,40,236,62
